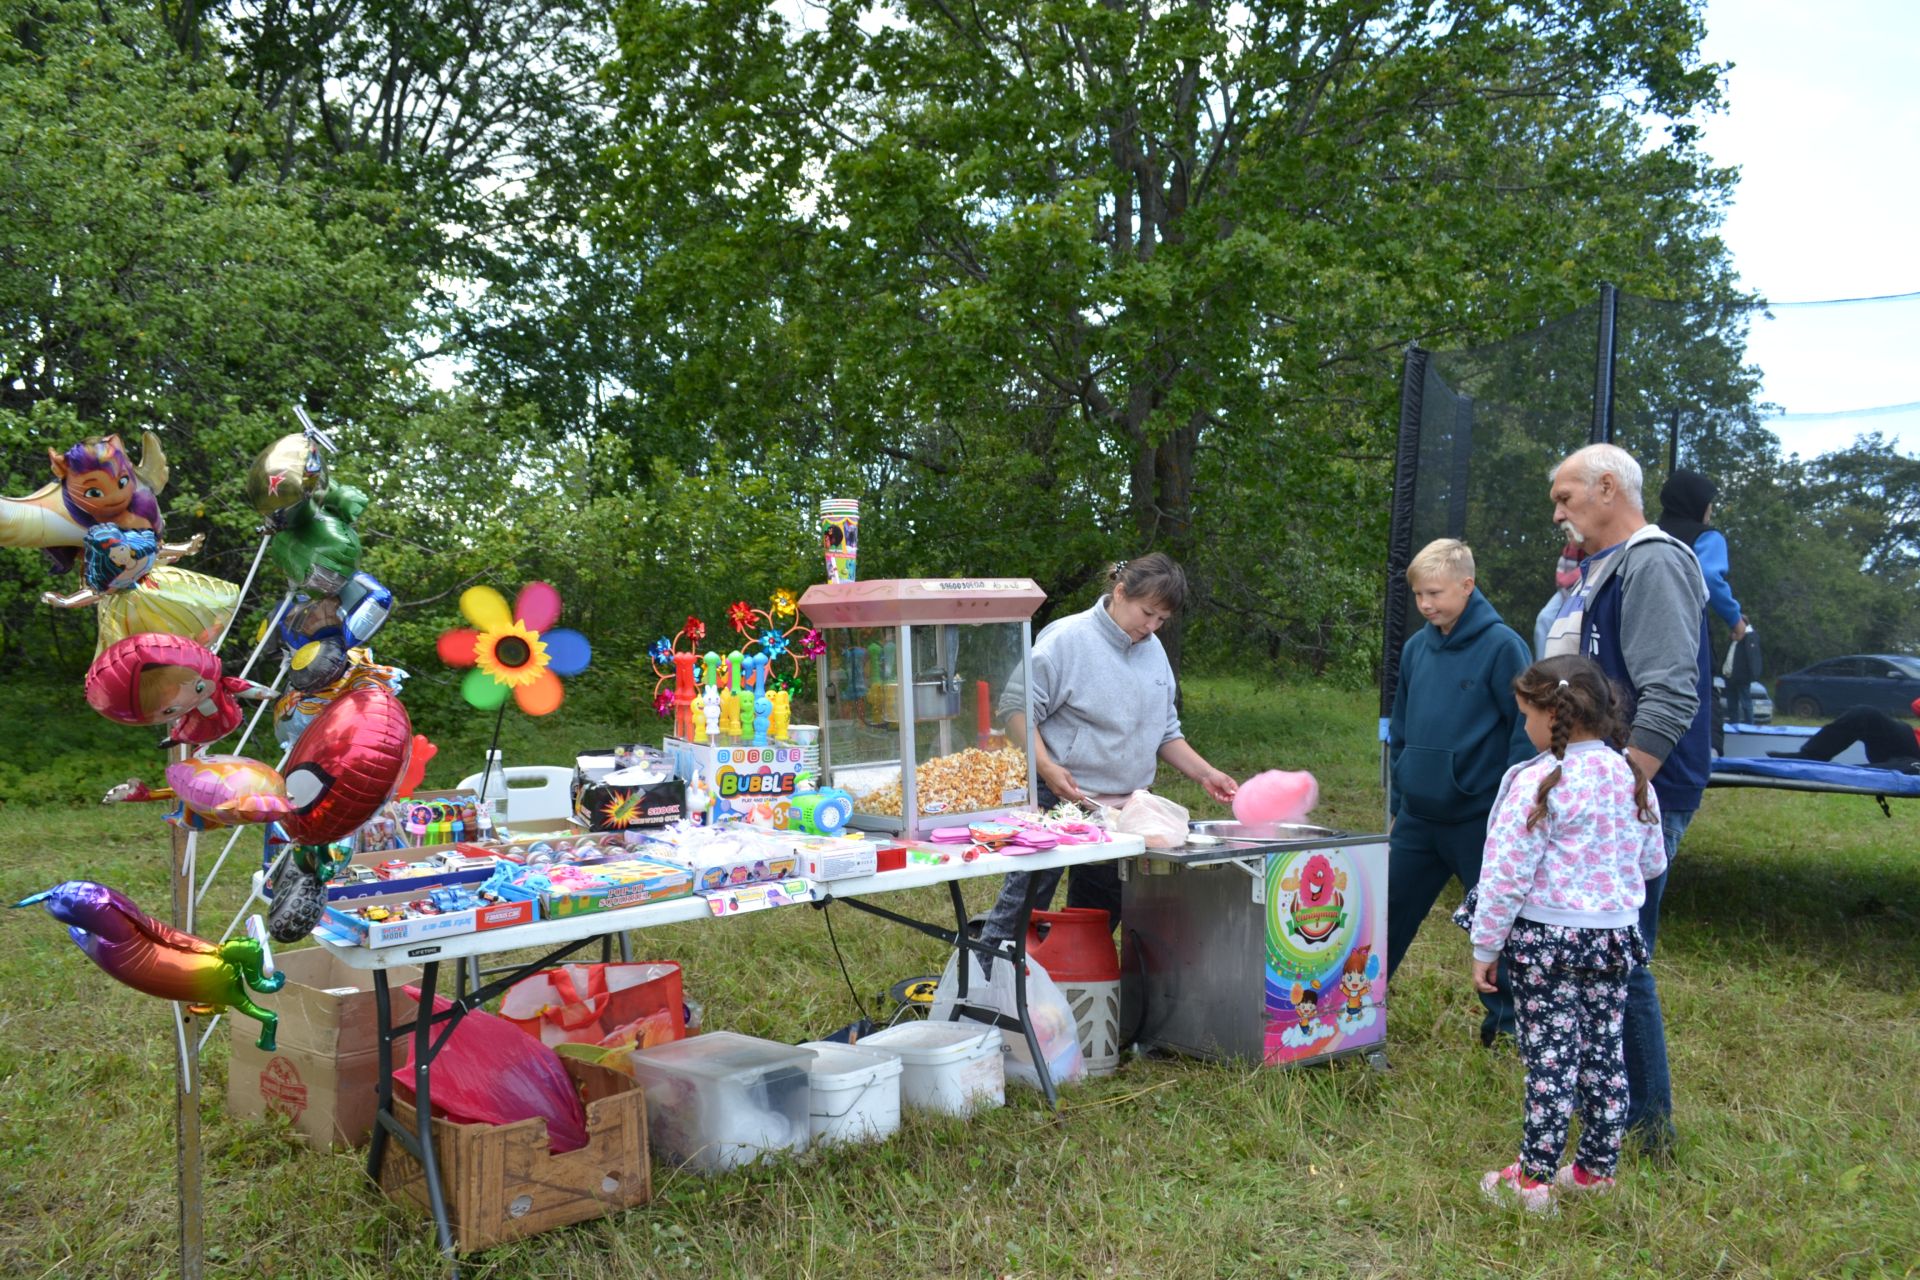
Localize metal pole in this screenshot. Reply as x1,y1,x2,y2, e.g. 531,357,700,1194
1591,283,1619,445
170,806,205,1280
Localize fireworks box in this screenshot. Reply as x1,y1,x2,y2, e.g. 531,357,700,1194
572,749,688,832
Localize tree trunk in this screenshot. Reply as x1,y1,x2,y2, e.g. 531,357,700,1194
1130,412,1203,684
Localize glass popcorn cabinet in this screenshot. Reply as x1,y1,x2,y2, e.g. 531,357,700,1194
797,579,1045,838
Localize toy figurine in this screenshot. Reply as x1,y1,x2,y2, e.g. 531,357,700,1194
769,689,791,741
720,686,742,739
702,683,721,743
752,691,772,746
673,651,698,740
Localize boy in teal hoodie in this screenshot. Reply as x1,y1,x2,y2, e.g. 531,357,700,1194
1386,539,1534,1044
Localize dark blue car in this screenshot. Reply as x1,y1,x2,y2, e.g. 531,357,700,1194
1772,654,1920,719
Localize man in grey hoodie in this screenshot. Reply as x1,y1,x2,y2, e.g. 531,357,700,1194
1542,443,1710,1158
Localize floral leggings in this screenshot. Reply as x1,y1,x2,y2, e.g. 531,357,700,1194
1510,938,1635,1181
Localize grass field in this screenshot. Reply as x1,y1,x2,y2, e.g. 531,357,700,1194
1,676,1916,1278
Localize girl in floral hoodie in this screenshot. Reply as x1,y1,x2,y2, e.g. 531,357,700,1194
1465,654,1669,1212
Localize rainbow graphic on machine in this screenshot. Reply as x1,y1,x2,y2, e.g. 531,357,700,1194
1262,846,1386,1065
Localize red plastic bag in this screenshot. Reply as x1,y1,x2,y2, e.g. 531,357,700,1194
395,988,588,1154
498,961,685,1049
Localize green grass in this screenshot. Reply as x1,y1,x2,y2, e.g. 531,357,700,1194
1,676,1916,1278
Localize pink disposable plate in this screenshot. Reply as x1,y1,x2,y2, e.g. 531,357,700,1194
928,826,973,843
1008,829,1059,850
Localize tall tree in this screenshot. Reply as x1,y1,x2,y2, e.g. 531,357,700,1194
599,0,1740,670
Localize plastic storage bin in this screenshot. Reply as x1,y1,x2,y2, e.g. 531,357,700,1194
798,1040,903,1146
859,1021,1004,1117
626,1032,816,1172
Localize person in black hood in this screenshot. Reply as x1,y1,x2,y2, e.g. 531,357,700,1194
1658,469,1755,725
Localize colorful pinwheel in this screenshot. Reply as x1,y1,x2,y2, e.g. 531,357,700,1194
769,588,797,620
437,582,591,716
684,615,707,645
726,600,756,633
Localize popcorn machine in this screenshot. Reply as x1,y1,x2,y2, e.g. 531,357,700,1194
797,579,1045,838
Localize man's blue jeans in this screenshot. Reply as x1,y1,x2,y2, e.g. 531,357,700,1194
1625,806,1692,1149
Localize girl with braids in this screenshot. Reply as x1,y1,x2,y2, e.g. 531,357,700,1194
1465,654,1668,1212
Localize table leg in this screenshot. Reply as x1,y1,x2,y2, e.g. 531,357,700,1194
366,971,394,1183
941,880,1058,1110
410,961,458,1260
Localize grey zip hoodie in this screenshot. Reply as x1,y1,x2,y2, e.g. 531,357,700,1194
998,597,1182,795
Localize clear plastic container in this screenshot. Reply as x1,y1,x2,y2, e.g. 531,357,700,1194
858,1021,1005,1116
626,1032,816,1172
798,1040,903,1146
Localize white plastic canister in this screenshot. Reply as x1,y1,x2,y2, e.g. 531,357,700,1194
858,1021,1005,1117
798,1040,903,1146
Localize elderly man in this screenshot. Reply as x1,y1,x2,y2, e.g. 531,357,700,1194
1541,443,1710,1158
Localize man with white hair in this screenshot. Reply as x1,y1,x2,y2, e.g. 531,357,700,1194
1541,443,1710,1159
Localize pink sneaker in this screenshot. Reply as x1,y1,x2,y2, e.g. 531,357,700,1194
1480,1163,1556,1214
1554,1164,1616,1194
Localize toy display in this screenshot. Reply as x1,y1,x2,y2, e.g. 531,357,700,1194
645,592,823,744
11,881,285,1050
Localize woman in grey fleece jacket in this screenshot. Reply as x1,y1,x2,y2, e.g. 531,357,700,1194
977,555,1239,945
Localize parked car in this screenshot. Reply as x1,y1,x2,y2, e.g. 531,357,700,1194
1712,676,1773,724
1771,654,1920,719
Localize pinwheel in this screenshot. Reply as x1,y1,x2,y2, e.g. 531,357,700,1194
437,581,591,717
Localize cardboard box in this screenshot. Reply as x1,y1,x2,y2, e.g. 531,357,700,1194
379,1057,651,1251
497,857,695,921
662,737,803,822
223,949,419,1149
324,888,537,949
573,774,687,833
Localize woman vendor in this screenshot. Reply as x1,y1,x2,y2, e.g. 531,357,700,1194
976,554,1238,948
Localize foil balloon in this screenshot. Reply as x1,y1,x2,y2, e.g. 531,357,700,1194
273,651,406,749
165,755,293,827
42,526,241,658
0,431,170,573
268,484,367,594
11,881,285,1050
83,633,269,745
264,572,393,657
280,682,414,845
245,432,329,524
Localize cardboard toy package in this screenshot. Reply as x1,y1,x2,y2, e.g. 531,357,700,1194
573,749,688,833
493,856,695,921
224,948,419,1149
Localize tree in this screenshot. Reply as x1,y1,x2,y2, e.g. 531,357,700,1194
598,0,1740,672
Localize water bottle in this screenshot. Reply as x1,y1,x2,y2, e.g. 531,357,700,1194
479,748,509,833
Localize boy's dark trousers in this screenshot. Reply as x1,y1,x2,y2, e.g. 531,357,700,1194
1386,810,1516,1043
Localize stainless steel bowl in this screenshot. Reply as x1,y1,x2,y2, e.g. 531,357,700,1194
1188,820,1342,843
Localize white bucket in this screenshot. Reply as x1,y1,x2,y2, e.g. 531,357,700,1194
799,1040,903,1146
1060,977,1124,1077
859,1021,1005,1116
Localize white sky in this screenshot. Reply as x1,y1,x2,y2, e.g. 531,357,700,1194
1696,0,1920,458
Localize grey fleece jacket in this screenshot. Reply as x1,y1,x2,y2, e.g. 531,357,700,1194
997,596,1183,795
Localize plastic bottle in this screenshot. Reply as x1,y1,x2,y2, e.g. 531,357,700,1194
479,748,509,833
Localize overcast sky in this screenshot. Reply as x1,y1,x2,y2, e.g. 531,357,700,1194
1696,0,1920,459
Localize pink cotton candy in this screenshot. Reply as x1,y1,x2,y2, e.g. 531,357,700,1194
1233,770,1320,826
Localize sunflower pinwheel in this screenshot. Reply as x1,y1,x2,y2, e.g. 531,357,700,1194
437,582,591,716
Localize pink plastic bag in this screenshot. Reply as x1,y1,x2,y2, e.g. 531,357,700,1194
395,988,588,1153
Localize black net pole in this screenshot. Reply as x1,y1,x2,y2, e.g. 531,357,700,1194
1591,282,1619,444
1381,346,1428,718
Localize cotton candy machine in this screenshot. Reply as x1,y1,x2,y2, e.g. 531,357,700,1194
1120,823,1390,1069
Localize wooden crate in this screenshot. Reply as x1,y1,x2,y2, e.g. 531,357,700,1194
379,1058,650,1251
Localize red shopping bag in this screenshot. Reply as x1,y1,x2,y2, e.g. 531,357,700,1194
498,961,686,1049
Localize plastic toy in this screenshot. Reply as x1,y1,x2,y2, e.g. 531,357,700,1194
12,881,285,1050
437,580,591,716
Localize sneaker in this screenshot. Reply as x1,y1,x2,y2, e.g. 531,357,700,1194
1480,1163,1556,1214
1553,1164,1616,1195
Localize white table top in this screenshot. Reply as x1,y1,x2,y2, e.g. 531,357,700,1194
310,832,1147,970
